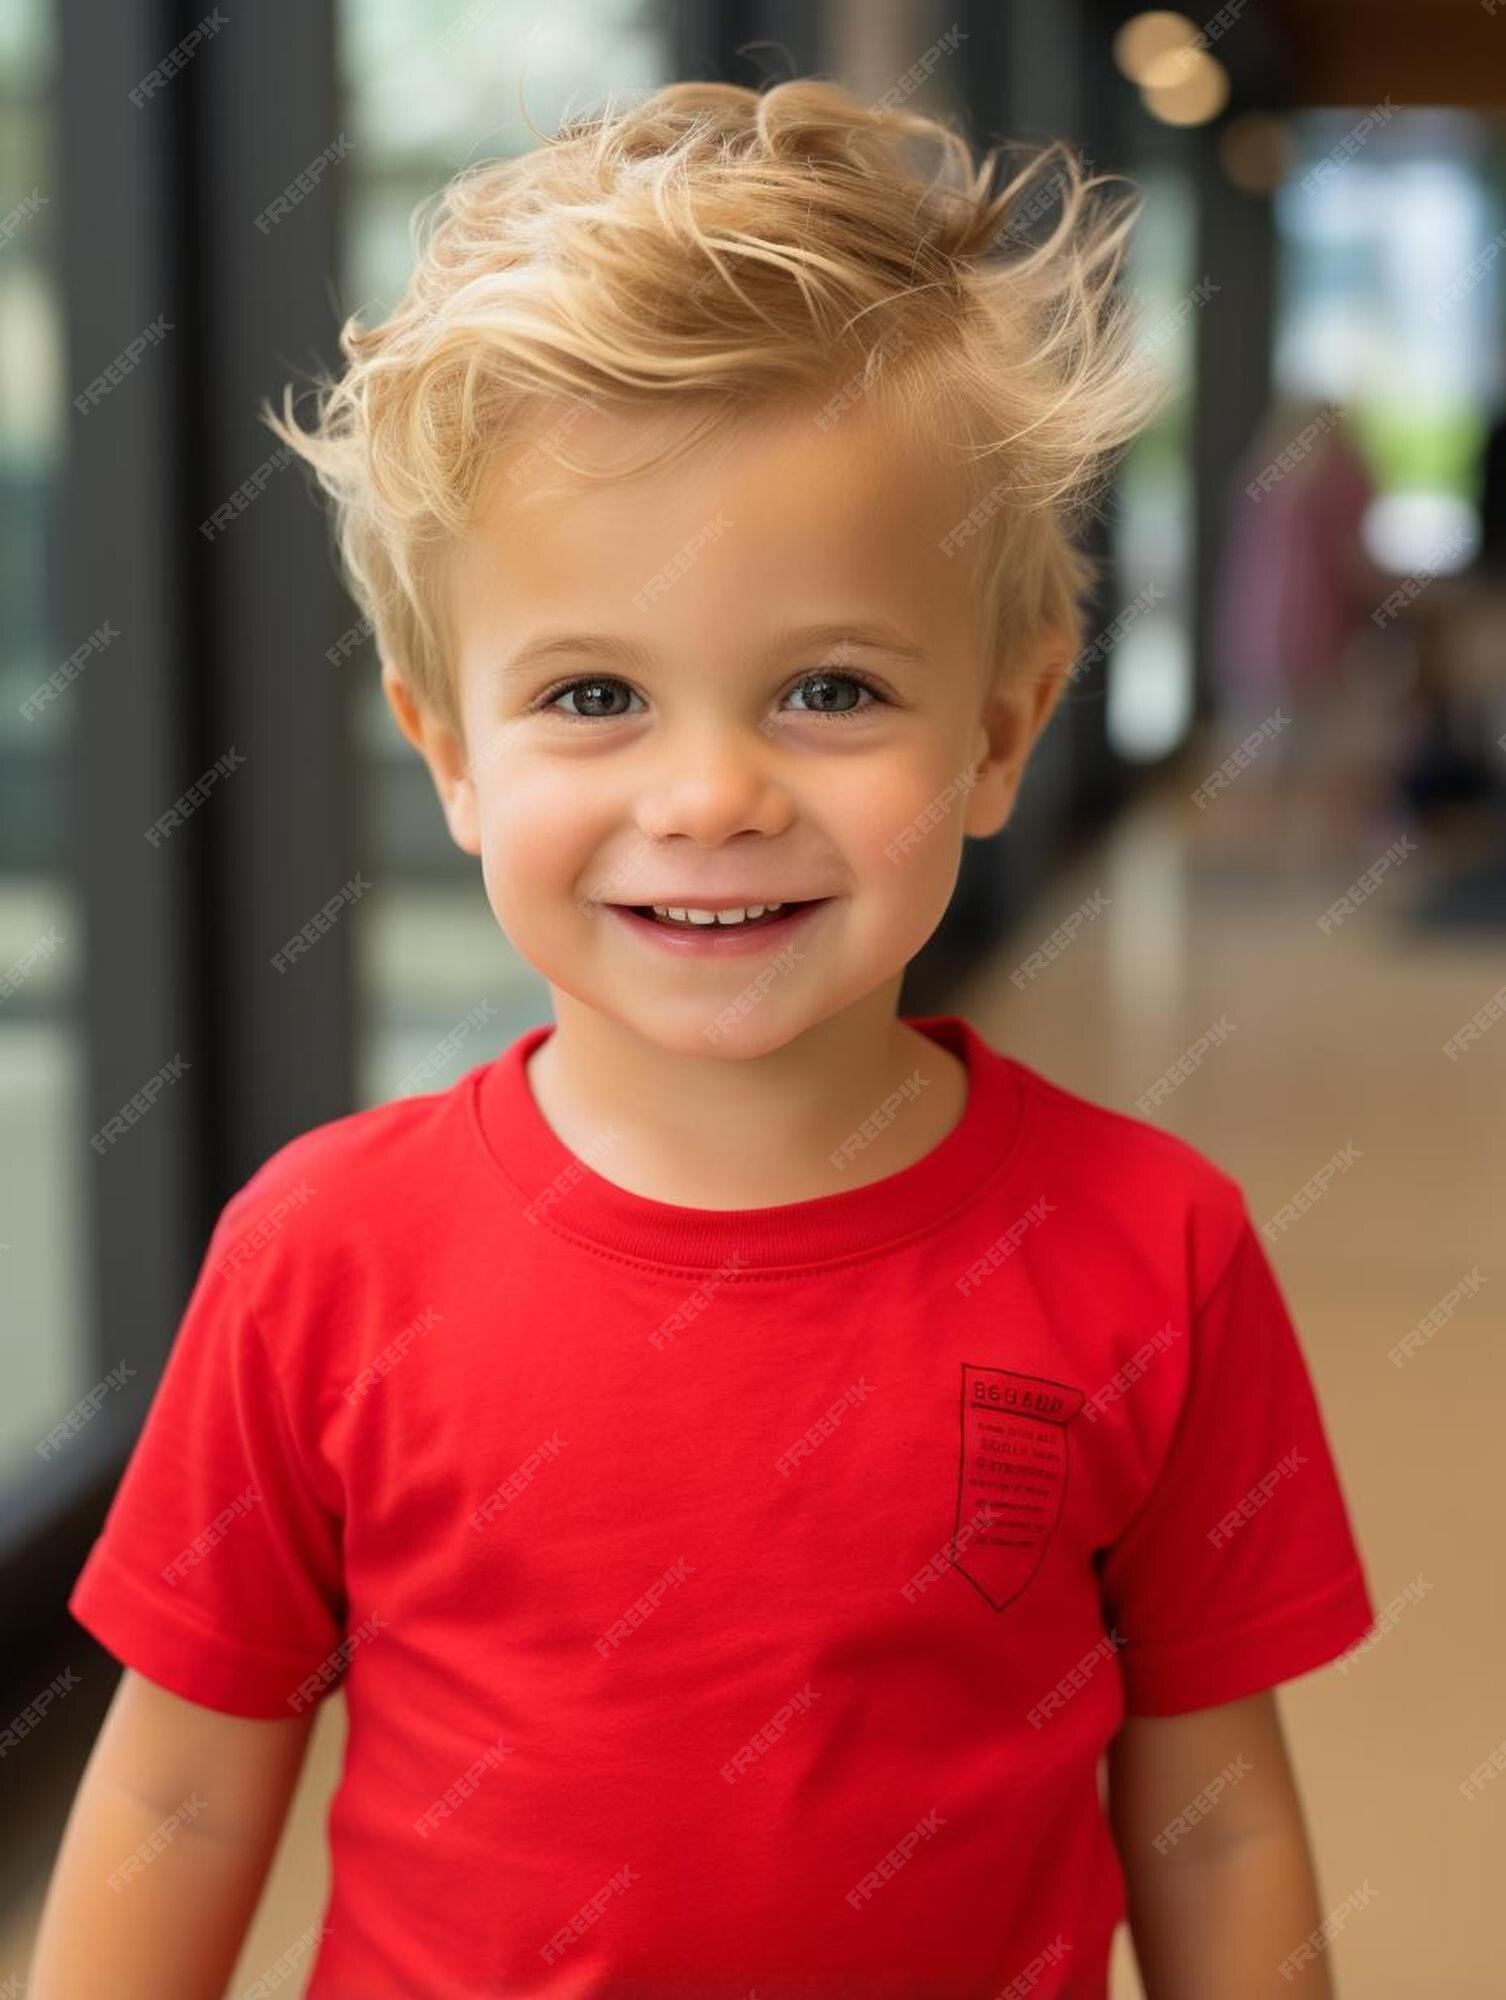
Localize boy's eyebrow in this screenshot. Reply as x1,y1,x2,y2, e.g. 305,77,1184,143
494,618,928,686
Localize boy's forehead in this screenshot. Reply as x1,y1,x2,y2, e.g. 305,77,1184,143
458,394,976,614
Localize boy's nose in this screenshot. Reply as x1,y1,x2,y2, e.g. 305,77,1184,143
631,721,794,846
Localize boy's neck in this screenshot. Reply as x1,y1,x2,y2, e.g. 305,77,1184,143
523,988,970,1211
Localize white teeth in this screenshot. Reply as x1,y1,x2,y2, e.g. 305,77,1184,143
649,903,784,927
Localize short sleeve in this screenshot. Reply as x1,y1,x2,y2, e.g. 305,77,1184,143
1098,1212,1376,1716
67,1206,347,1719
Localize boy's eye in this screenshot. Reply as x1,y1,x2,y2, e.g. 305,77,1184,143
536,667,885,722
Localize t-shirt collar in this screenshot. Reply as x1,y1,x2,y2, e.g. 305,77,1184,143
469,1013,1026,1274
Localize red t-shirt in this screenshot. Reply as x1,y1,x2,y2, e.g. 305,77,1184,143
68,1013,1376,1998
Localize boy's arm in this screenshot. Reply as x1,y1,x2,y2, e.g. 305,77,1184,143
1107,1691,1334,1999
28,1666,318,2000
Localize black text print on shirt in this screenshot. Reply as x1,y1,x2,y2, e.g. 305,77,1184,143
952,1365,1085,1611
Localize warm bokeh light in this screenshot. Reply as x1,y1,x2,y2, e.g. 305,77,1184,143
1112,10,1199,84
1219,112,1296,194
1141,47,1230,127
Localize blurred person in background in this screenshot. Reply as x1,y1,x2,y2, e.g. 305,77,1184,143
1205,396,1397,869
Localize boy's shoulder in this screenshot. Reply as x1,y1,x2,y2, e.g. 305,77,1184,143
211,1060,487,1270
991,1036,1254,1291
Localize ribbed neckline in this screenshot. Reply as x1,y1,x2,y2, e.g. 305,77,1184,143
468,1013,1027,1274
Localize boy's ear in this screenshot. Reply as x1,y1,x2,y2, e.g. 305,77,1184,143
380,660,482,857
962,623,1076,842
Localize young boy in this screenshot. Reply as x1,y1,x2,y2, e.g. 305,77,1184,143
36,79,1376,1999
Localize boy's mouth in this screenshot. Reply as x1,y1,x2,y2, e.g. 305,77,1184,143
602,898,832,951
635,901,802,930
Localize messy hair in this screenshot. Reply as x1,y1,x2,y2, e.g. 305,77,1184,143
265,76,1169,736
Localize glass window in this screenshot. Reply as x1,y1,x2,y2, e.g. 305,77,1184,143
0,0,90,1484
1107,162,1197,764
1274,109,1500,574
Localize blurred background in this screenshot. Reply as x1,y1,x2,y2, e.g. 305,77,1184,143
2,0,1504,1991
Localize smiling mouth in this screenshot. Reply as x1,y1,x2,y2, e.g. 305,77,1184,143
620,899,825,931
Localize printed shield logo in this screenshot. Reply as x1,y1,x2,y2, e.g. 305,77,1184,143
953,1365,1084,1610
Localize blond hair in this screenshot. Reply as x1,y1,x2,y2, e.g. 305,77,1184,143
265,77,1168,735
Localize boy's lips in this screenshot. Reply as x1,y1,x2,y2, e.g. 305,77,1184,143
600,897,833,955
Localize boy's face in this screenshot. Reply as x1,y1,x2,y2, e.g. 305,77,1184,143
385,395,1070,1059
